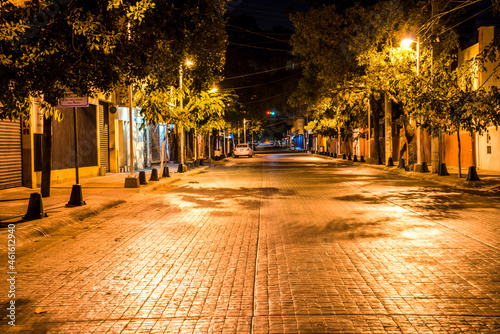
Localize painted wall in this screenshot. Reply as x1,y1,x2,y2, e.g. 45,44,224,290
477,127,500,171
442,132,474,168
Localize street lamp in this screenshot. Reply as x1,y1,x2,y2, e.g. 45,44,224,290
401,37,419,76
179,59,193,172
243,118,247,144
401,37,421,165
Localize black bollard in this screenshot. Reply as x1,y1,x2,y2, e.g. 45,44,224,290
163,166,170,177
178,163,185,172
67,184,86,207
24,192,46,220
139,171,148,185
342,154,347,160
438,163,449,176
348,154,352,161
333,153,338,158
387,157,394,167
149,168,159,181
360,155,365,162
421,161,430,173
398,158,405,169
377,156,383,165
353,155,358,162
466,166,480,181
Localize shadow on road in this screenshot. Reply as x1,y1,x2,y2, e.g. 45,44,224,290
172,186,296,209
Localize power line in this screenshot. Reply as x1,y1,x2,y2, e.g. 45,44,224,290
227,73,302,90
224,63,303,80
227,24,290,43
438,5,493,36
227,5,290,17
241,90,295,104
229,41,292,52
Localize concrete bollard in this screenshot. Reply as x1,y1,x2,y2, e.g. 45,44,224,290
149,168,159,181
438,163,449,176
163,166,170,177
139,171,148,185
466,166,480,181
24,192,46,220
398,158,405,169
67,184,86,206
420,161,430,173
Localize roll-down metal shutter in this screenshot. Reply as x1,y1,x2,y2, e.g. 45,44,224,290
98,103,109,171
0,119,22,189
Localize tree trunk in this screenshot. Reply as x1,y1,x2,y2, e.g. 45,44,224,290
160,124,165,176
471,131,477,167
457,127,462,178
41,115,52,198
403,124,410,164
371,97,382,162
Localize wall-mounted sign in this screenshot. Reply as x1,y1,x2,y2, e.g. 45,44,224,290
59,92,89,108
33,97,44,134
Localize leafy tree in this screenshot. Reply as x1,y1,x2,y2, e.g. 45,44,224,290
0,0,228,194
290,0,420,160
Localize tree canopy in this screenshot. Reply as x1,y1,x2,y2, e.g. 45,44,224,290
0,0,228,119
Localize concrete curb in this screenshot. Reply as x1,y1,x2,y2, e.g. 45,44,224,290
2,199,125,252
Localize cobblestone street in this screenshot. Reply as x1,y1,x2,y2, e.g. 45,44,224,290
2,154,500,333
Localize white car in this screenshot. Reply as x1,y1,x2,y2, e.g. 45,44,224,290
233,143,253,157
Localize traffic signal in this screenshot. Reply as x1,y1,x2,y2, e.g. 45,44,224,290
266,110,276,116
266,110,271,115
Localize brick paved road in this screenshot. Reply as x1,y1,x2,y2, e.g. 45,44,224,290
2,154,500,333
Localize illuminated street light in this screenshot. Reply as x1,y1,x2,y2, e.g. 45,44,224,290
179,59,194,171
209,87,218,93
401,37,422,164
401,37,419,76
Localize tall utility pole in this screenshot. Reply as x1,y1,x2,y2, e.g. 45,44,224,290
179,64,185,171
243,118,247,144
430,0,441,173
385,93,392,165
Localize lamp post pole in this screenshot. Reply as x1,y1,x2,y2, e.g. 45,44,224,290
179,64,185,170
243,118,247,144
416,37,421,165
129,84,134,176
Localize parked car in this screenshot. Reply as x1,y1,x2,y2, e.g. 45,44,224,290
234,143,253,157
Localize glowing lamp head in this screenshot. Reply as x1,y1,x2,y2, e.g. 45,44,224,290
401,38,414,49
186,60,194,67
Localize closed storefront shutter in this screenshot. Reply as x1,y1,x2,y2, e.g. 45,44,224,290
0,119,22,189
98,102,109,171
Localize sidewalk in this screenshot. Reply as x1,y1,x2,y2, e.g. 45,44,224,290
0,162,212,249
312,152,500,193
